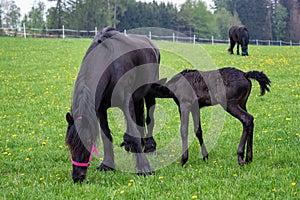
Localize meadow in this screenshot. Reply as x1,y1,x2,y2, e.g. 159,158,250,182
0,37,299,199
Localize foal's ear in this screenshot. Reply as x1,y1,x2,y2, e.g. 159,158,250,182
66,112,74,125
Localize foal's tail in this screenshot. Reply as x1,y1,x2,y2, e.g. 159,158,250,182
245,71,271,95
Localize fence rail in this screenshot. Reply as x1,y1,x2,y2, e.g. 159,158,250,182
1,26,300,46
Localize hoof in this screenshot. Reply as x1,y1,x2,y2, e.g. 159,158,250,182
97,163,115,172
143,137,157,153
137,170,154,176
202,154,209,161
238,160,246,166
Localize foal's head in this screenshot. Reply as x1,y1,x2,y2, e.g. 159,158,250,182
65,113,90,183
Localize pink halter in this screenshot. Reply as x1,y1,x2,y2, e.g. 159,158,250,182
71,144,99,167
71,116,100,167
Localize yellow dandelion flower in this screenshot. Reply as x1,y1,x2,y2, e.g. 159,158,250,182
42,141,46,145
28,148,33,151
20,173,25,176
3,152,8,155
12,134,18,138
25,157,30,161
292,182,296,186
159,176,164,180
40,177,44,181
233,174,238,177
272,188,276,193
129,179,134,183
296,133,300,137
285,118,292,121
128,183,132,187
120,190,125,195
192,195,198,199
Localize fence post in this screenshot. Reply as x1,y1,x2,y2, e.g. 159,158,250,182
290,40,292,46
173,32,175,42
124,29,127,36
62,25,65,39
149,31,152,40
23,23,26,39
95,27,97,36
268,40,270,46
256,39,258,46
280,40,282,46
193,35,196,44
212,35,214,45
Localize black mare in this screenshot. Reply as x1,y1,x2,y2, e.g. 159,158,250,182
151,67,270,166
65,27,160,182
228,25,249,56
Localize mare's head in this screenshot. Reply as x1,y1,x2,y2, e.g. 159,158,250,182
65,113,91,183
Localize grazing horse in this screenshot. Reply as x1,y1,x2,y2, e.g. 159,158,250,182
150,67,270,166
65,27,160,183
228,25,249,56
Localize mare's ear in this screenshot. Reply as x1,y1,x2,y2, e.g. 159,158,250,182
66,112,74,125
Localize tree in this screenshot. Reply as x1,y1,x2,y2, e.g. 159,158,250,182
179,0,215,38
22,1,46,34
281,0,300,41
214,8,241,39
272,3,288,40
0,0,20,29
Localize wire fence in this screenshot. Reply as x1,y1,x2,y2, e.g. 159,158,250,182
1,26,300,46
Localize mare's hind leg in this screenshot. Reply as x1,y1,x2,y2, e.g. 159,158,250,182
144,97,157,153
191,104,208,161
226,103,254,165
97,108,115,171
228,39,235,54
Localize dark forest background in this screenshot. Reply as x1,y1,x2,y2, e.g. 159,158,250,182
1,0,300,41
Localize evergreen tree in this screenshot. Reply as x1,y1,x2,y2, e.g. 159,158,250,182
272,3,288,40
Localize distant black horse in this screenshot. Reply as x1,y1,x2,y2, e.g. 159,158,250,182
65,27,160,182
228,25,249,56
151,67,270,166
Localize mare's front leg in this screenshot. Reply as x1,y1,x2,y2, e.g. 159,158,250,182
180,103,191,166
144,96,157,153
191,104,208,161
237,43,240,55
97,108,115,171
123,97,153,175
226,103,254,165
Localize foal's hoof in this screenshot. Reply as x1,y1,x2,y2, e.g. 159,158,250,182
97,163,115,172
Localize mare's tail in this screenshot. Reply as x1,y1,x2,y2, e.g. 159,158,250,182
245,71,271,95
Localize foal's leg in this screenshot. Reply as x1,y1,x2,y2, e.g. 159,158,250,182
191,104,208,161
179,103,191,166
226,103,254,165
97,108,115,171
144,97,157,153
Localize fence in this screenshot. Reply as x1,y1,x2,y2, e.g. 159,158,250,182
1,25,300,46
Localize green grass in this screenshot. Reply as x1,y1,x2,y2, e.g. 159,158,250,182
0,37,299,199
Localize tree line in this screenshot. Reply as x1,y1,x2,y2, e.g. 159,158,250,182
1,0,300,41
